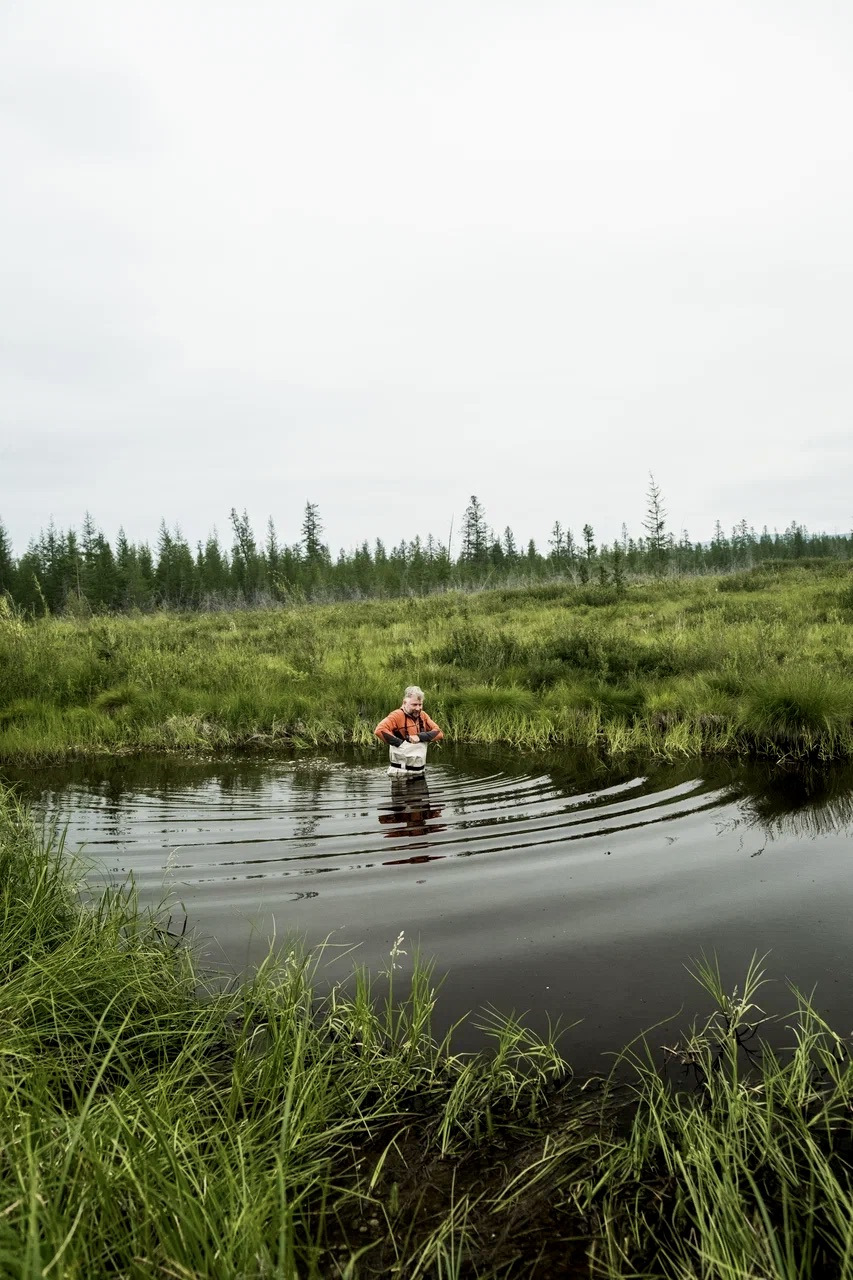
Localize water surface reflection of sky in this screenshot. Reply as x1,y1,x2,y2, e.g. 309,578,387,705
6,747,853,1071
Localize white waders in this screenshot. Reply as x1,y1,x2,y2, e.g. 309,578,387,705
387,740,428,778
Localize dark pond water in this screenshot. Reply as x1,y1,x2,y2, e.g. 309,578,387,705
6,747,853,1073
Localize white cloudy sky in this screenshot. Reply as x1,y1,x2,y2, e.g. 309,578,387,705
2,0,852,557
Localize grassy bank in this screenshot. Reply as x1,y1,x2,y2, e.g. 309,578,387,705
3,561,853,764
3,786,853,1277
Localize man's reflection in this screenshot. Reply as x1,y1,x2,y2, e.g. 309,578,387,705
378,777,447,862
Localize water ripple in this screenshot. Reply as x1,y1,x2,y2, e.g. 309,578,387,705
17,758,739,888
9,748,853,1068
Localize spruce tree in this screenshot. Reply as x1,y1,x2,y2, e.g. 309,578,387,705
611,541,626,596
461,495,487,563
90,533,118,610
230,508,263,597
36,521,63,611
732,518,754,567
138,544,154,594
301,502,325,562
80,511,99,601
170,527,197,605
265,517,280,573
549,521,565,561
230,508,257,563
710,520,729,570
155,523,195,605
642,474,668,576
154,522,174,603
0,519,15,598
199,533,229,599
758,525,773,558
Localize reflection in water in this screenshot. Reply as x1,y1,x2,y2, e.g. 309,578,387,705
6,747,853,1070
378,777,447,858
8,749,853,870
734,762,853,839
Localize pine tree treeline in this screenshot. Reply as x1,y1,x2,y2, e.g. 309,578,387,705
0,496,849,616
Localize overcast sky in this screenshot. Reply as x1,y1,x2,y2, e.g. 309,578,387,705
2,0,852,557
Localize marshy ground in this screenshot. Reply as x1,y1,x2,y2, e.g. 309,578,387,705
3,560,853,765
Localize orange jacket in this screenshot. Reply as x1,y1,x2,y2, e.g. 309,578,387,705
374,707,444,745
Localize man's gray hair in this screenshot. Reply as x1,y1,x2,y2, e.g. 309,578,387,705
404,685,424,700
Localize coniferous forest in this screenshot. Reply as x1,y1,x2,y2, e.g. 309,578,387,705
0,484,850,615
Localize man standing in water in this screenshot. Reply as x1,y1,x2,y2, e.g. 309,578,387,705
375,686,443,774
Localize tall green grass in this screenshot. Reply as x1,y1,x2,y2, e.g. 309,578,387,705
3,565,853,762
582,955,853,1278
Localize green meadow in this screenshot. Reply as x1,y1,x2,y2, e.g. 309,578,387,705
3,786,853,1278
3,560,853,764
